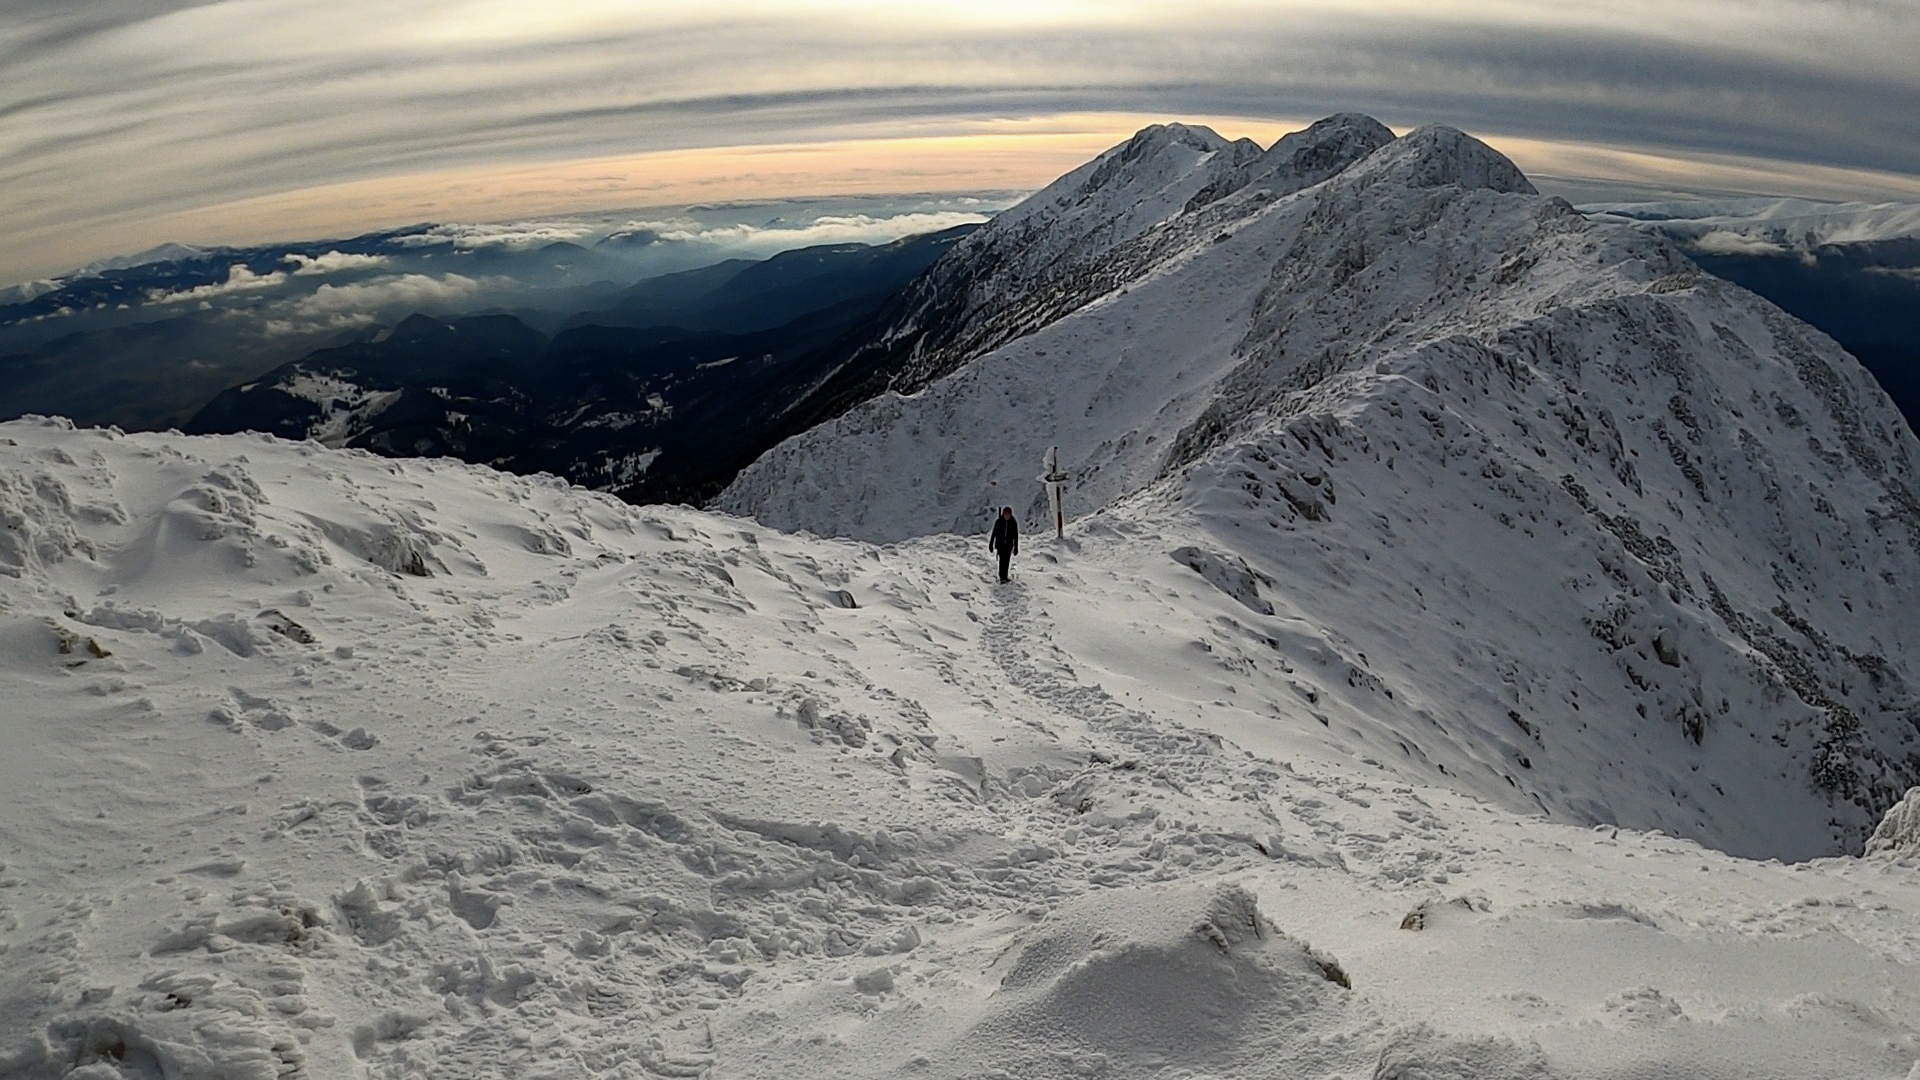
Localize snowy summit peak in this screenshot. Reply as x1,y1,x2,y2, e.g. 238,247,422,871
1006,120,1248,231
1184,113,1396,213
1345,124,1536,196
1120,121,1235,154
1265,113,1396,169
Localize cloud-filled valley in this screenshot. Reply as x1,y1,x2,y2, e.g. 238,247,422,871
0,196,1006,433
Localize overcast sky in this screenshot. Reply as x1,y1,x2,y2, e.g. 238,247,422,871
3,0,1916,283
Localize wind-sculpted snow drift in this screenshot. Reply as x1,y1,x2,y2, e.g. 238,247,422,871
5,115,1920,1080
723,120,1920,862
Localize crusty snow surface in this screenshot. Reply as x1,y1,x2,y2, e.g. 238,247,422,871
2,417,1919,1080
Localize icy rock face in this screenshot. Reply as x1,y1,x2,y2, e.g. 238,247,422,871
723,119,1920,856
1171,546,1274,615
1168,134,1920,852
1867,787,1920,858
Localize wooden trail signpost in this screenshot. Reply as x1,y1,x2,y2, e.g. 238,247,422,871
1040,445,1070,539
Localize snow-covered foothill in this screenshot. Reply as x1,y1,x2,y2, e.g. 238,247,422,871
1583,197,1920,254
723,118,1920,861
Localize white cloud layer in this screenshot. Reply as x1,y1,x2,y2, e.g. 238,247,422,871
634,211,993,251
284,251,389,275
257,271,487,334
1685,230,1797,257
148,264,287,303
392,222,602,251
290,273,483,317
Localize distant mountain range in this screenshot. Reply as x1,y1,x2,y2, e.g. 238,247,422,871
0,196,999,432
184,227,975,503
0,225,630,431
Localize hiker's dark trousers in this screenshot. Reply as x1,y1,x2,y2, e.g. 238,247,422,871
997,550,1012,582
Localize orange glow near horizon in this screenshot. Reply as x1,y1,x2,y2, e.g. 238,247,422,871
114,115,1313,259
27,113,1920,280
152,130,1140,245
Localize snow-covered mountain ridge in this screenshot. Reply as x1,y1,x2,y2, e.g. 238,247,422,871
3,416,1920,1080
721,118,1920,860
1583,197,1920,253
768,114,1396,422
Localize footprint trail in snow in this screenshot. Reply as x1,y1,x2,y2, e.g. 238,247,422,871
0,420,1917,1080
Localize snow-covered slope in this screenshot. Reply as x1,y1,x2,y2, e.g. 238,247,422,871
803,114,1396,404
3,417,1920,1079
720,121,1920,860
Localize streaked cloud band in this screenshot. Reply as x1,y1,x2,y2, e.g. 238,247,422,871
2,1,1914,282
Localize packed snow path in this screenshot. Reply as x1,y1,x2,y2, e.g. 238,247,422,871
3,420,1920,1079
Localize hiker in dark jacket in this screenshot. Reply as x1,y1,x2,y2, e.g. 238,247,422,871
989,506,1018,583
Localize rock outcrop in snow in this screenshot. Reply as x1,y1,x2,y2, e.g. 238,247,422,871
721,117,1920,858
1867,787,1920,858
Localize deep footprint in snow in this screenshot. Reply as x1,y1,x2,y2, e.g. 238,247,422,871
446,875,505,930
212,686,299,732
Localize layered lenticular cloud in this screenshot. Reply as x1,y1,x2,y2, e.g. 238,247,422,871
1,1,1915,283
